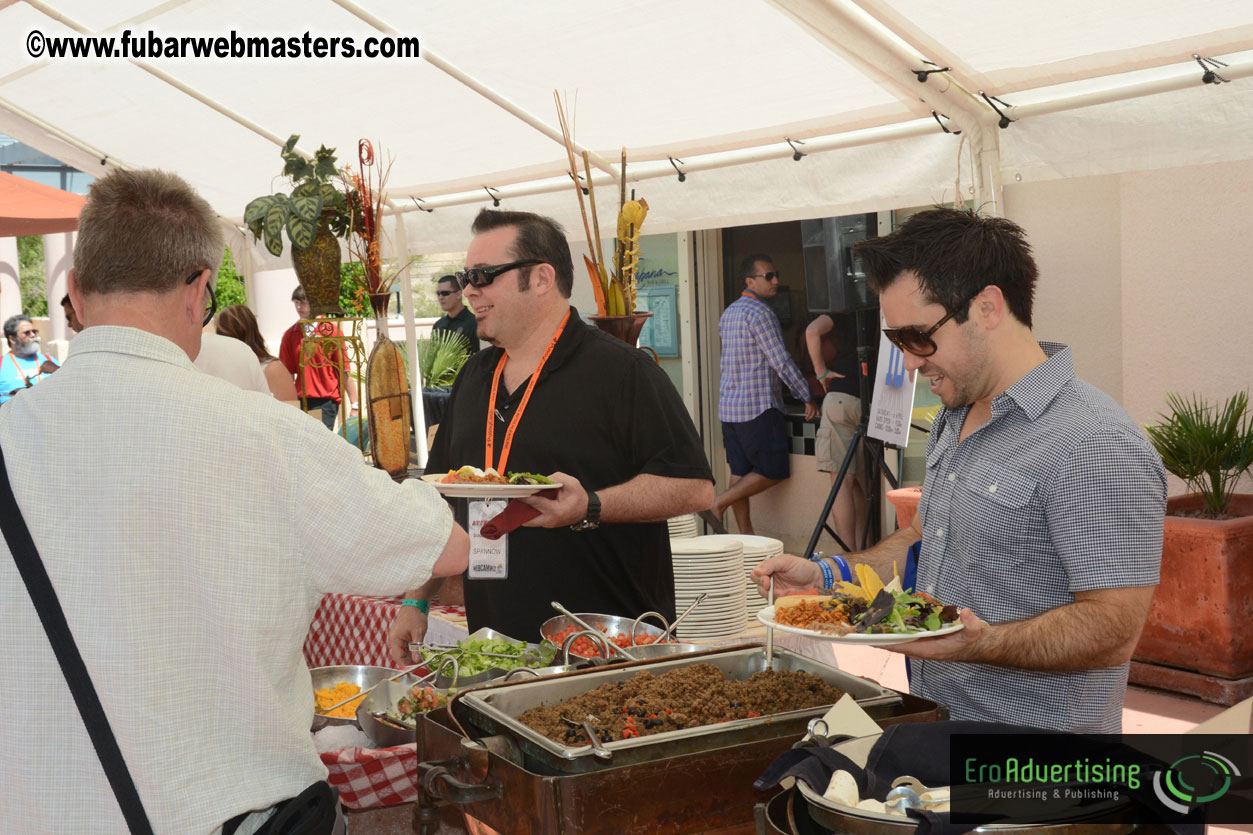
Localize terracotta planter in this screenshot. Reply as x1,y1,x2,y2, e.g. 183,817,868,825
588,311,653,348
1133,493,1253,679
290,217,343,317
886,486,923,529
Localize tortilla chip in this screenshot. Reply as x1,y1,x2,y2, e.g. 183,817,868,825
856,564,885,599
823,769,859,808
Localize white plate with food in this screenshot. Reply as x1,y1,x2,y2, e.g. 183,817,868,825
756,604,963,645
419,467,561,498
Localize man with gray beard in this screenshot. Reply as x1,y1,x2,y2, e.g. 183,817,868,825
1,314,59,404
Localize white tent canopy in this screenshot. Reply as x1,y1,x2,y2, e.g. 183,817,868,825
1,0,1251,256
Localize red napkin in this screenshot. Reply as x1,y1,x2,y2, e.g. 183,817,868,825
480,489,559,540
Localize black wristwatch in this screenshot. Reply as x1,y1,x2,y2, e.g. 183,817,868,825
570,490,601,531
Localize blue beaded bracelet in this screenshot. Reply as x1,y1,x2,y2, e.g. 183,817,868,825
401,599,430,615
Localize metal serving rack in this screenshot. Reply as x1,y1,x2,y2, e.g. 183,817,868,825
297,316,367,456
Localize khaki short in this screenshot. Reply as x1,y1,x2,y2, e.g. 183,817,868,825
816,392,862,476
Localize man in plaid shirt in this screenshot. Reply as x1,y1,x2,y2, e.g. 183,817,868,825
712,254,819,534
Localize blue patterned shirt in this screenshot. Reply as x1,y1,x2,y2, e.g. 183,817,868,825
718,294,812,423
911,342,1166,733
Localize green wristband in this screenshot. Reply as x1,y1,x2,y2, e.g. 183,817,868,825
401,599,430,615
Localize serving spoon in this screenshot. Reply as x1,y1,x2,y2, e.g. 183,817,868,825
550,601,640,661
319,655,459,715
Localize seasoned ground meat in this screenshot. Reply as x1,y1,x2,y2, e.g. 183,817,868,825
518,663,844,746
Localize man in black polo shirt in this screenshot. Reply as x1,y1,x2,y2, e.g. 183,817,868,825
389,209,714,655
430,274,479,355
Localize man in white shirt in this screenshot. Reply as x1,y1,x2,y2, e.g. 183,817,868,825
195,331,271,394
0,169,469,834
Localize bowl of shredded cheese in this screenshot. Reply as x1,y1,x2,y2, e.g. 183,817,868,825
310,665,412,731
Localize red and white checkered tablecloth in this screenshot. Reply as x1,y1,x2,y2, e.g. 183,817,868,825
320,743,419,809
303,593,467,669
304,594,468,809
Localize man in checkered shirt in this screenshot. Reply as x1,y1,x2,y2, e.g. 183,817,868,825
752,209,1165,732
711,254,819,535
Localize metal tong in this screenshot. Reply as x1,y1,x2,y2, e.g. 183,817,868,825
657,592,706,643
550,601,640,661
766,576,775,670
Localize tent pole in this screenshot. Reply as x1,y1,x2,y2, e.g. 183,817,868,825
1008,60,1253,120
767,0,991,133
329,0,617,177
392,208,426,469
383,118,942,215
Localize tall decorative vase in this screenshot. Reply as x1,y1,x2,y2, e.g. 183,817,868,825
290,216,343,317
365,292,412,479
588,310,654,348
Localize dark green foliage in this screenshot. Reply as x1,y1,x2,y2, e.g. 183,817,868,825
17,236,47,316
214,247,248,308
1147,391,1253,517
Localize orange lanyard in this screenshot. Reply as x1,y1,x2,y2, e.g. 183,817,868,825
484,310,570,474
741,290,761,301
10,353,43,387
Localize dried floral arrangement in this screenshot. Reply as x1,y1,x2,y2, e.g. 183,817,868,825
554,92,649,317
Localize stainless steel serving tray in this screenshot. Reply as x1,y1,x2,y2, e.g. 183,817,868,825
456,644,901,774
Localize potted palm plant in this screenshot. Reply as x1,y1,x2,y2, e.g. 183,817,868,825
244,134,353,316
1131,390,1253,704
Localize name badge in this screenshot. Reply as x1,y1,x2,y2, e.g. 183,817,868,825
467,499,508,580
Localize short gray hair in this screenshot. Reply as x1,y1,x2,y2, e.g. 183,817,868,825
73,169,224,296
3,314,32,342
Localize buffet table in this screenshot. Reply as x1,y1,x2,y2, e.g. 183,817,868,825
303,592,833,669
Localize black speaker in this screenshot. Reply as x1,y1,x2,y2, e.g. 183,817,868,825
802,213,878,313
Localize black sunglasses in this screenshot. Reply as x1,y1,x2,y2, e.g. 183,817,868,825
435,289,458,298
454,259,543,290
882,288,983,358
748,271,780,280
187,269,217,327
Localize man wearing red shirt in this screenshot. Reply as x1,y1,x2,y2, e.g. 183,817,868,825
278,286,357,429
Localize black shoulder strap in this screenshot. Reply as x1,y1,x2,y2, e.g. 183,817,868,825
0,445,154,835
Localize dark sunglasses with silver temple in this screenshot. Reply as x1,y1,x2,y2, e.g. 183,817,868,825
454,259,543,290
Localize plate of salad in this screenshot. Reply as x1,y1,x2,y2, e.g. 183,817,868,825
419,466,562,498
756,565,963,645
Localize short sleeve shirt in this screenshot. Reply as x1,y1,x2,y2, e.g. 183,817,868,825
432,307,480,355
0,351,60,404
911,343,1166,732
428,309,713,639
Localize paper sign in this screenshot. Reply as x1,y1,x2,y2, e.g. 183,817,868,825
467,499,508,579
866,333,917,448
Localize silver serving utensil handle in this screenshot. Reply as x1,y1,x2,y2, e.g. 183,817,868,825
581,719,614,760
320,662,425,714
550,601,639,661
659,592,706,643
765,576,775,670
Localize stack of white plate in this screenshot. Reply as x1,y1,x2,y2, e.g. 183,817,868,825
667,514,699,539
669,536,747,639
693,534,785,625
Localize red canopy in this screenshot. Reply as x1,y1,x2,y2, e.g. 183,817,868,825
0,170,85,237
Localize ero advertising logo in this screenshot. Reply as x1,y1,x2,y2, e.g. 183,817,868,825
1152,751,1242,814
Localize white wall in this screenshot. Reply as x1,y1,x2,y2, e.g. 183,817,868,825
1004,158,1253,497
43,230,74,341
1004,175,1124,402
0,236,19,326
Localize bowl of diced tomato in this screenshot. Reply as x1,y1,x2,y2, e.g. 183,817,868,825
540,613,686,661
